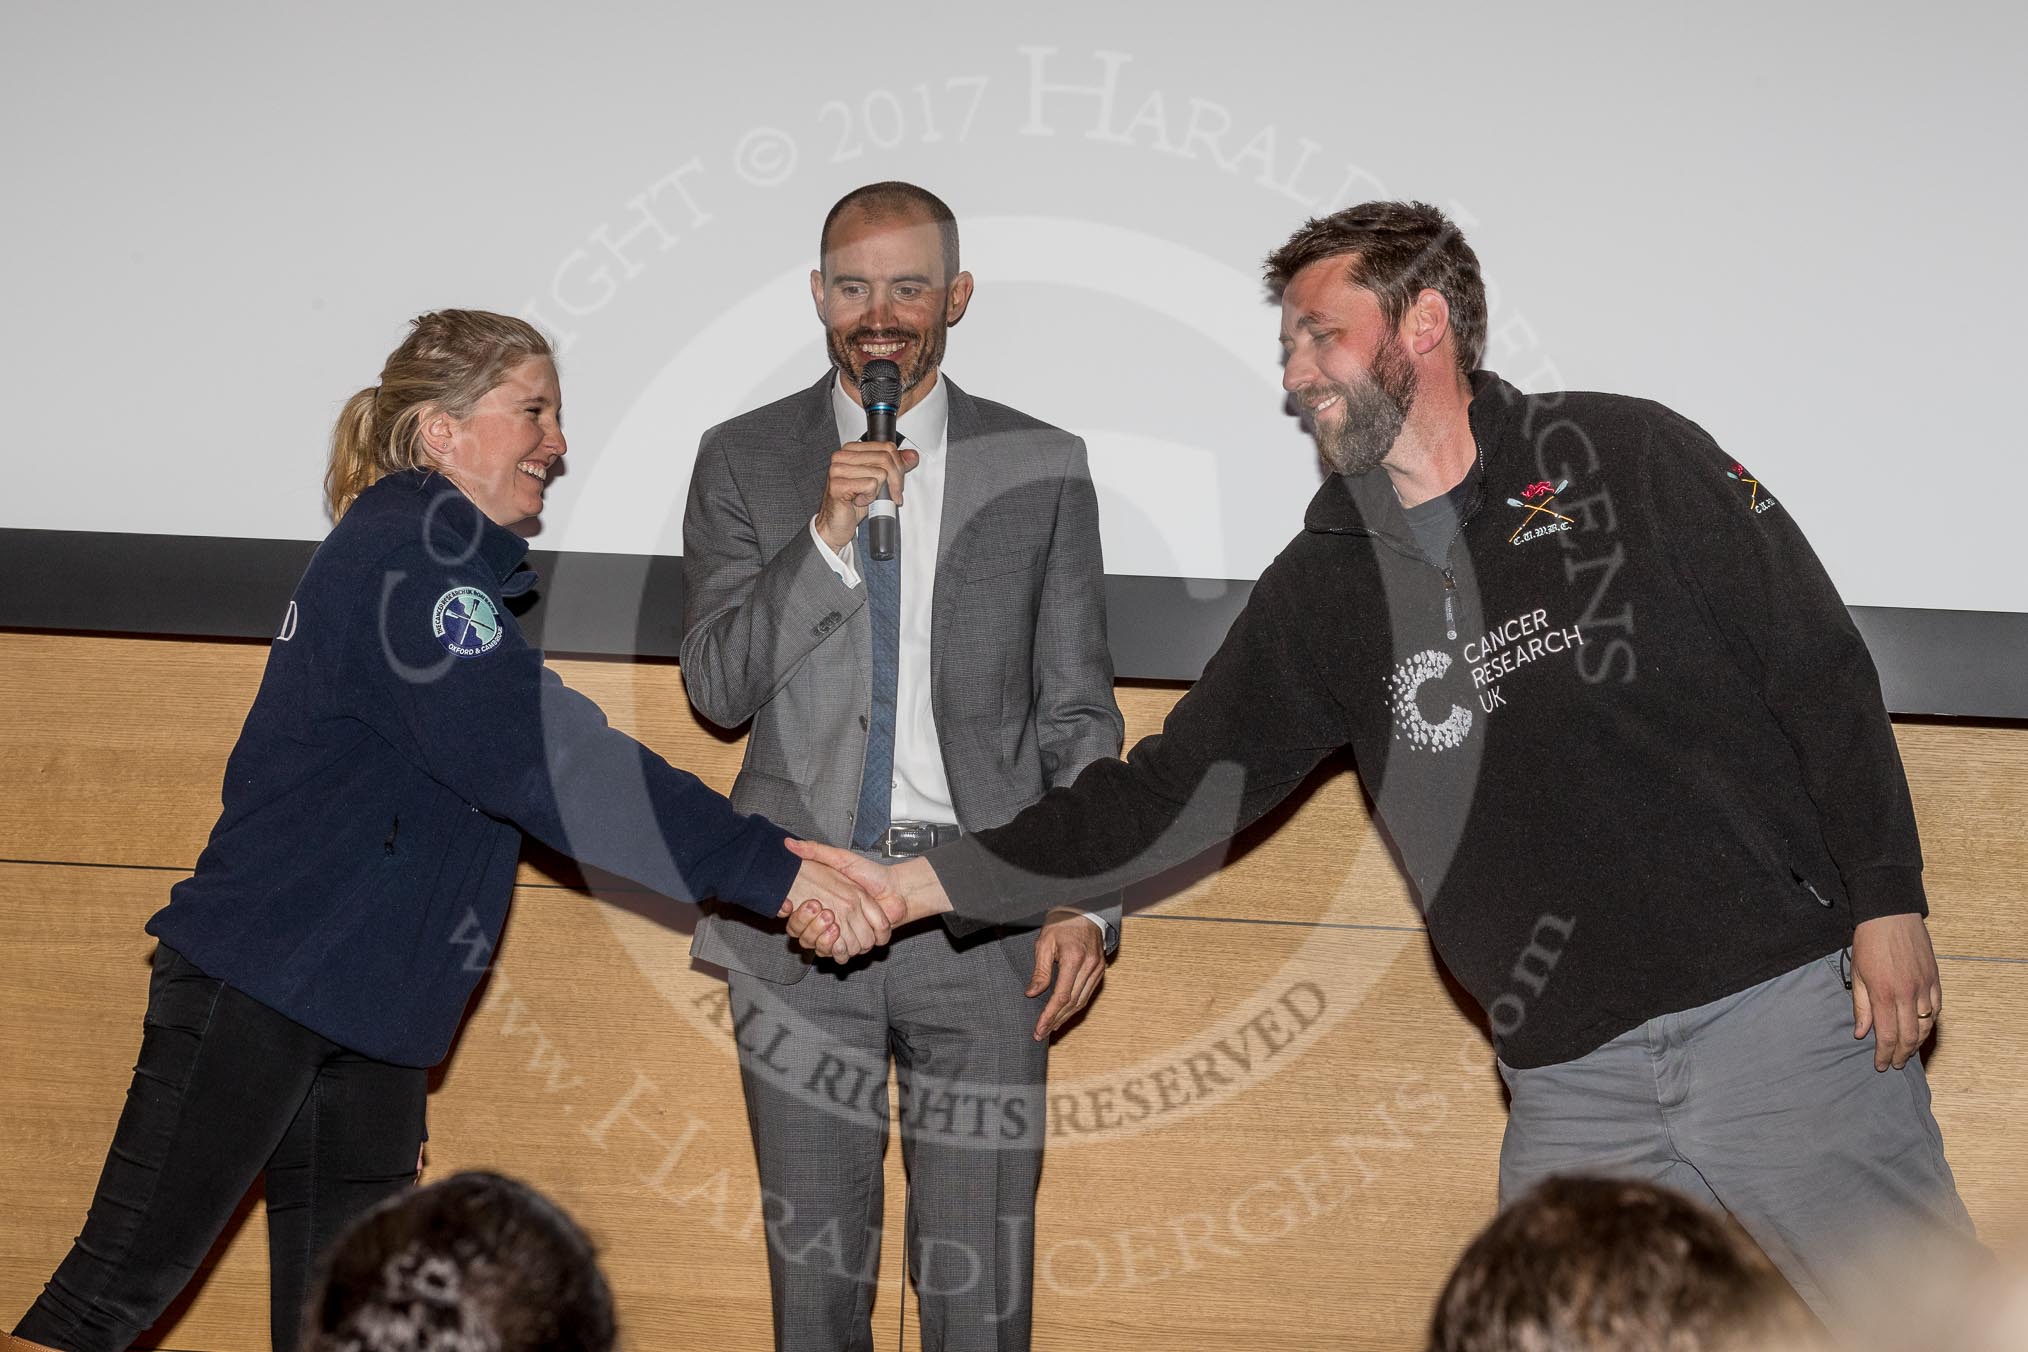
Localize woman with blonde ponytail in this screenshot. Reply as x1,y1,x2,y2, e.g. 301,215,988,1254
9,311,872,1352
323,309,556,523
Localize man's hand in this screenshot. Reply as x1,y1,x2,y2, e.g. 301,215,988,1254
816,440,919,550
1851,913,1943,1071
1029,910,1106,1041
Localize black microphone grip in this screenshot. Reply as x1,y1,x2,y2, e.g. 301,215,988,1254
861,359,902,561
865,401,896,445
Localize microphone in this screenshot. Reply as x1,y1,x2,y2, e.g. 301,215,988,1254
861,358,901,561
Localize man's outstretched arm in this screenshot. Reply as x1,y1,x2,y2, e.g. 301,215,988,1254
781,546,1354,953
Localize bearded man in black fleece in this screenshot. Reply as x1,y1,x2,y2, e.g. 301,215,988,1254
784,201,1979,1320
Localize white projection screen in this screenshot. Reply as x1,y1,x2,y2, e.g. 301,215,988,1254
4,3,2024,710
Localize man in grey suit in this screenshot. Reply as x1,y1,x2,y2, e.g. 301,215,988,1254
679,181,1124,1352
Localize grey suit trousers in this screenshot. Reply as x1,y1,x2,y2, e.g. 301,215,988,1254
730,920,1049,1352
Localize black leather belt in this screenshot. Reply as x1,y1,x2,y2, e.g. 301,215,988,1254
877,820,963,858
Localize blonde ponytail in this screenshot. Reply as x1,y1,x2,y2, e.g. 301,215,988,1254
325,310,552,521
324,385,386,522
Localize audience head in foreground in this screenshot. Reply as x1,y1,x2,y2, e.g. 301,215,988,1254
1429,1175,1822,1351
304,1171,615,1352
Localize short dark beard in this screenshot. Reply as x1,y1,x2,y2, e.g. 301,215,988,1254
1310,336,1418,477
829,320,948,404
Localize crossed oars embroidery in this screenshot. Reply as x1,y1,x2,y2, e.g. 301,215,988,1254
1725,463,1762,510
1507,478,1573,543
444,596,500,648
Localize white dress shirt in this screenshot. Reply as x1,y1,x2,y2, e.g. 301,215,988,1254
809,370,1108,941
813,369,956,824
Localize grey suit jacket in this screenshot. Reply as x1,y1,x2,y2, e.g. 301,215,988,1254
681,372,1124,983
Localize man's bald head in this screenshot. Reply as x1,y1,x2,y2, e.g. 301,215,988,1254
820,181,961,285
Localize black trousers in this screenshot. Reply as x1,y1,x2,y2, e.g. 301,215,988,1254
13,945,427,1352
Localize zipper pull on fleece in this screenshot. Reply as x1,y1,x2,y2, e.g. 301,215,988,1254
1442,568,1459,641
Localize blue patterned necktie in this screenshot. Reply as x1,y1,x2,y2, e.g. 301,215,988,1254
850,510,900,850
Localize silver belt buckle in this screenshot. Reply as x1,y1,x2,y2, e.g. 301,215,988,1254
882,821,955,858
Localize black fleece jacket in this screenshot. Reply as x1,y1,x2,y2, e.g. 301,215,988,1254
928,372,1925,1067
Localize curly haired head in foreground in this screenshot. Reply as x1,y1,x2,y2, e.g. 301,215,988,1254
303,1171,615,1352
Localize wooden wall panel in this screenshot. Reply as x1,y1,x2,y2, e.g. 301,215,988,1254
2,631,2025,1350
0,865,269,1350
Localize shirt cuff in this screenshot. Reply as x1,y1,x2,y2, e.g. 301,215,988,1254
1053,907,1118,954
809,516,861,589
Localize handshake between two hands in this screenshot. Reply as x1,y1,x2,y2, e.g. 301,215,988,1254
773,839,937,960
774,840,1109,1042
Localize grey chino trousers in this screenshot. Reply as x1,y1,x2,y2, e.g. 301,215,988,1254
1497,948,1977,1321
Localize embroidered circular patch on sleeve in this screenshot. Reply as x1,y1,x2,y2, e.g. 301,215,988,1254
432,587,503,657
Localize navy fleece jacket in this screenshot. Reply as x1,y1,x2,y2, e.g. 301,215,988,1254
148,471,798,1066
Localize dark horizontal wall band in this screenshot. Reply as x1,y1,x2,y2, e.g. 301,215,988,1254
3,527,2023,719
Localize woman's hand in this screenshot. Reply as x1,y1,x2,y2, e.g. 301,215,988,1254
780,842,952,959
776,858,889,955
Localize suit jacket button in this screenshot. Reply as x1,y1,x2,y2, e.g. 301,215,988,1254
859,714,869,729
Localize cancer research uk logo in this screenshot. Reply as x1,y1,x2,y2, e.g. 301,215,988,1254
432,587,503,658
1388,650,1473,753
